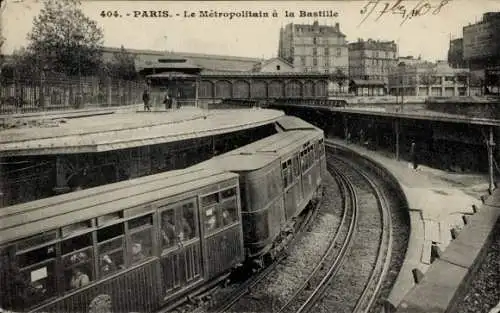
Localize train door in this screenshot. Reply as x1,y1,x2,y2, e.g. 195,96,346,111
158,198,203,301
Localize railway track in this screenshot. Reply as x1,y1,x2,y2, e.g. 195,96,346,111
190,146,396,313
274,163,358,313
325,155,393,313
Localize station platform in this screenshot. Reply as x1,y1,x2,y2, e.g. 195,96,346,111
0,107,284,157
0,104,142,121
325,138,498,311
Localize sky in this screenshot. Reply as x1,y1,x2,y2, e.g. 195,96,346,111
2,0,500,62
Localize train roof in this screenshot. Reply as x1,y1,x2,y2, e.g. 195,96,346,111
192,128,323,172
194,153,280,172
233,129,323,155
0,167,238,245
275,115,322,131
0,108,284,157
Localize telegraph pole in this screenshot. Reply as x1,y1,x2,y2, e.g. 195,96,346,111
487,126,496,193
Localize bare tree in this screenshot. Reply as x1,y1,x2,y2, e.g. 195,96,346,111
419,67,437,96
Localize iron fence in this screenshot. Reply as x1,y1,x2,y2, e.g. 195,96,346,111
0,75,144,114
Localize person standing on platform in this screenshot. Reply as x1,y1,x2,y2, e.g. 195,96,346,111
163,89,171,110
142,89,151,111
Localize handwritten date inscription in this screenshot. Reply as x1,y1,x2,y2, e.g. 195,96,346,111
359,0,452,26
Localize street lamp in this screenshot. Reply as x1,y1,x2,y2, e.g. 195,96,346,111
73,32,84,108
398,62,406,112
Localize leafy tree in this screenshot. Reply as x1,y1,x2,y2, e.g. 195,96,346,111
26,0,104,76
105,45,138,80
333,68,348,93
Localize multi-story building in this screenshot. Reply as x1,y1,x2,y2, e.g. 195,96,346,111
447,38,467,69
463,12,500,71
388,60,471,97
278,21,348,74
348,39,398,82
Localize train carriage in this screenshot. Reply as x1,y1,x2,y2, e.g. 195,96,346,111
0,168,244,313
191,122,326,259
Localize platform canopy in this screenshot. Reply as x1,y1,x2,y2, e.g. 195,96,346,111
136,57,202,76
349,79,387,87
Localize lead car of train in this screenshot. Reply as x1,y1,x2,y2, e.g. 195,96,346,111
0,115,326,313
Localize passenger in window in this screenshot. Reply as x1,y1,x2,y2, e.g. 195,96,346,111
161,214,176,246
131,243,145,263
179,216,193,241
100,255,116,276
206,214,217,231
70,267,90,289
69,251,88,264
222,209,233,226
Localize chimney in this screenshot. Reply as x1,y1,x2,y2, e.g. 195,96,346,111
335,22,340,31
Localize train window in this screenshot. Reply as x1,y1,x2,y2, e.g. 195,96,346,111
16,241,58,307
220,199,238,227
17,244,56,269
61,234,93,291
160,210,177,249
293,156,300,177
201,193,219,207
19,261,57,308
97,224,125,277
180,202,196,241
61,220,92,238
204,206,218,233
16,230,58,251
127,214,154,265
97,212,123,226
221,187,237,200
128,215,153,229
282,162,289,188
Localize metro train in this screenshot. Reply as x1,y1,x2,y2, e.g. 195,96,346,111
0,115,326,313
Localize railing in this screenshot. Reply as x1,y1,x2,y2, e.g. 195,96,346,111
270,98,348,107
0,76,144,114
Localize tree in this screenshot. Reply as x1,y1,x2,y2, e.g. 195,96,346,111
419,67,437,95
333,68,348,93
105,46,138,80
26,0,104,76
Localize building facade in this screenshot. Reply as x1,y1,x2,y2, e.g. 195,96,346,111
463,12,500,71
278,21,348,74
252,57,295,72
348,39,398,83
389,60,470,97
447,38,467,69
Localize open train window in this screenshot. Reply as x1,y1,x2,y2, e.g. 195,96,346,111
97,224,125,278
16,243,57,307
201,193,219,207
160,210,177,250
204,206,218,233
220,187,237,200
220,199,238,227
61,233,94,291
128,215,153,265
160,200,198,252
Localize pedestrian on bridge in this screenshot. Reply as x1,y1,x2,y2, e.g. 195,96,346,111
143,89,151,111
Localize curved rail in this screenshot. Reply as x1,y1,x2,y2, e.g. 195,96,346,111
284,163,358,313
335,156,393,313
